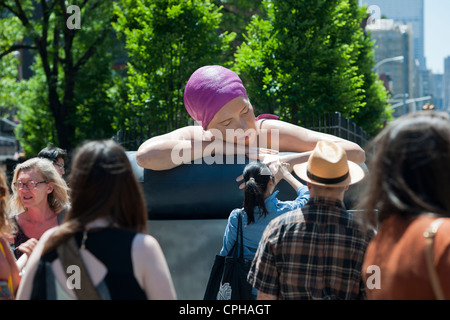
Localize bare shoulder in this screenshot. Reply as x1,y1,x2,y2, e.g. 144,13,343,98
262,118,335,133
257,119,321,151
259,118,359,143
258,118,314,137
132,233,162,253
436,218,450,245
258,118,301,129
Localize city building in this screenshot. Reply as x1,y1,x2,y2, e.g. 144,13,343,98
428,72,444,110
366,19,415,116
361,0,426,70
444,56,450,111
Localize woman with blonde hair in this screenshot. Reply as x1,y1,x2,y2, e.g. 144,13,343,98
9,157,69,265
0,167,20,299
17,140,176,300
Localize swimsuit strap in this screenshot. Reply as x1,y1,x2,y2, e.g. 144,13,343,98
255,114,279,121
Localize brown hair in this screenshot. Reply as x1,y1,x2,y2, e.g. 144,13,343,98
358,111,450,224
0,167,11,237
43,140,147,254
243,162,273,224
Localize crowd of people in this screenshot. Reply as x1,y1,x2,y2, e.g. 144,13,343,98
0,142,176,300
1,64,449,300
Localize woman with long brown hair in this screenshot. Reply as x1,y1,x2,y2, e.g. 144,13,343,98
360,111,450,299
16,140,176,300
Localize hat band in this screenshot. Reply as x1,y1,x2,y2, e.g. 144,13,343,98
307,170,349,185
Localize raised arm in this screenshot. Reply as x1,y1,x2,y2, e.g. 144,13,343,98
272,162,302,191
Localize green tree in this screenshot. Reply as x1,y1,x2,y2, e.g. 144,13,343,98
0,0,118,155
234,0,390,136
3,59,57,156
212,0,265,49
112,0,236,149
351,5,392,134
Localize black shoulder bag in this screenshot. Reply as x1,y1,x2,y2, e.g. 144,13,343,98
203,211,253,300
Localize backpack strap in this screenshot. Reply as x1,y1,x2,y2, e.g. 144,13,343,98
56,237,103,300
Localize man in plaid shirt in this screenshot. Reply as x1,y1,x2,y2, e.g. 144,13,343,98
247,141,373,299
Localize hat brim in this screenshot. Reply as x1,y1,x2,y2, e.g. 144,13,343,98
293,161,365,187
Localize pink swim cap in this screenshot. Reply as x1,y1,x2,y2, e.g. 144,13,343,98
184,65,248,130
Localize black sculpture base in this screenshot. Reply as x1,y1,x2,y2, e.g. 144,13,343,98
126,152,367,220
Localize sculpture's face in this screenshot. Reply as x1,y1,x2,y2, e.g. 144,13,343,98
206,97,258,146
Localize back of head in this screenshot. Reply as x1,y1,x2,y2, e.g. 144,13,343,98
38,146,67,163
243,161,272,224
43,140,147,254
68,140,147,231
360,111,450,222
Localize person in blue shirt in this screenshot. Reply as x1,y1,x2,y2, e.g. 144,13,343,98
220,160,310,261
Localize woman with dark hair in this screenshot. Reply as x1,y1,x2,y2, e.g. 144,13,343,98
360,111,450,299
219,161,309,299
220,160,309,260
38,146,68,177
16,140,176,300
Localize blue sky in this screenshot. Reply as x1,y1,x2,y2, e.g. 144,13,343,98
424,0,450,74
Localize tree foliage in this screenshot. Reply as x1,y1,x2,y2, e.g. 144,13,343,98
351,6,393,134
234,0,391,136
1,0,391,155
213,0,265,49
112,0,236,147
0,0,118,155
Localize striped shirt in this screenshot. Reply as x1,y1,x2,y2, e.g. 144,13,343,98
248,197,372,300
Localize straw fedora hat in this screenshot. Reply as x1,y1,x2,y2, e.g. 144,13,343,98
293,140,365,187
